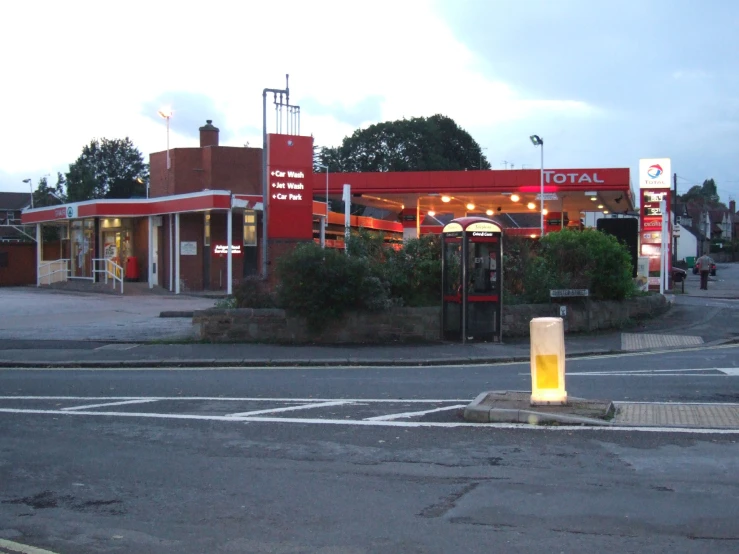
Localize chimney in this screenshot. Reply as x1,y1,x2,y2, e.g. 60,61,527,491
731,199,736,214
199,120,219,147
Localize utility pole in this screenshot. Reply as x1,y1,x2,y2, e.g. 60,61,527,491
673,172,678,266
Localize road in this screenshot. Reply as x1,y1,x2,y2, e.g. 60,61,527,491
1,347,739,553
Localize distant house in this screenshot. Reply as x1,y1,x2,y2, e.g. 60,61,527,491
0,192,33,242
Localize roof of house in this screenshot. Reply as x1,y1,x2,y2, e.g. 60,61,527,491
0,192,32,211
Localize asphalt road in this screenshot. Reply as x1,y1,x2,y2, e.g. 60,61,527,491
1,348,739,553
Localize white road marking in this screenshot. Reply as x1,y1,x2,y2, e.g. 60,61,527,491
555,368,739,377
229,400,353,417
61,399,159,411
365,404,466,421
1,407,739,434
0,396,471,403
0,538,60,554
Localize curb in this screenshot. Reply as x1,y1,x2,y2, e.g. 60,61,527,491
463,391,615,426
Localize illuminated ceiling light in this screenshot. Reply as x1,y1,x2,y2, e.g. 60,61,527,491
511,194,520,202
590,196,597,201
466,203,475,211
603,210,609,214
486,209,494,216
527,202,536,210
441,195,451,203
427,210,436,217
542,209,548,215
530,234,537,239
597,204,604,209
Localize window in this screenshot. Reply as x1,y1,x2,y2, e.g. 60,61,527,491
243,210,257,246
204,213,211,246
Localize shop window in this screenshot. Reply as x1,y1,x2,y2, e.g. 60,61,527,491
204,213,211,246
243,210,257,246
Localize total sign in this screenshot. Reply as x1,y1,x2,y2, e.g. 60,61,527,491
639,158,671,189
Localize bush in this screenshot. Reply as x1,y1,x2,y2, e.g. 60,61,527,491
233,276,276,308
530,229,634,301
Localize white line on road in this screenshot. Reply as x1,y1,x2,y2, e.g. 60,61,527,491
229,400,353,417
554,368,739,377
0,396,472,403
2,407,739,434
61,399,159,411
0,538,60,554
365,404,466,421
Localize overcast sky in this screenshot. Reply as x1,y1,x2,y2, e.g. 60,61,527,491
3,0,738,204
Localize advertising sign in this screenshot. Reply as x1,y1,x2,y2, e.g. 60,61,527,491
639,158,671,190
267,134,314,240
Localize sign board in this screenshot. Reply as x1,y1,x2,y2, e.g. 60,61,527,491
639,158,671,190
536,193,559,201
180,241,197,256
550,289,589,298
267,134,314,240
213,244,242,256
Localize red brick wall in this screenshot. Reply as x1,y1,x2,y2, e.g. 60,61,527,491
0,243,36,286
209,147,262,195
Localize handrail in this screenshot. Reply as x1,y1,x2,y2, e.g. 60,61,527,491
38,259,70,286
92,258,124,294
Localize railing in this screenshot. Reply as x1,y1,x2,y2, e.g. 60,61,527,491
38,259,70,286
93,258,124,294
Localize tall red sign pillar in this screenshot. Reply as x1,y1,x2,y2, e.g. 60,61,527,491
266,134,315,278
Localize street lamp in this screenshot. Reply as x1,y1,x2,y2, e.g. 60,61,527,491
158,108,172,174
479,147,488,170
529,135,544,236
22,178,33,208
316,163,329,248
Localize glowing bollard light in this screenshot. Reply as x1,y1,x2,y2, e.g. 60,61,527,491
530,317,567,405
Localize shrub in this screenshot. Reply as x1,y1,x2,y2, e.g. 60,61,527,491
531,229,634,301
233,276,276,308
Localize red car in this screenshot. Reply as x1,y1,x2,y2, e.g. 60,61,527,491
692,259,717,276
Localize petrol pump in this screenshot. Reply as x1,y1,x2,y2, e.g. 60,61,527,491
441,217,503,343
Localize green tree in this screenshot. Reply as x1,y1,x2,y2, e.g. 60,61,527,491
66,138,149,201
316,114,490,172
679,178,725,208
32,173,67,208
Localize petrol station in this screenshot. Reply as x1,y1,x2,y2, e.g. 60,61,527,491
20,85,637,301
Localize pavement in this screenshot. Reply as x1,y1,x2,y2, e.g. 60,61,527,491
1,263,738,429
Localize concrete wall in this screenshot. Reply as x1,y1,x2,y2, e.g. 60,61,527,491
193,294,669,344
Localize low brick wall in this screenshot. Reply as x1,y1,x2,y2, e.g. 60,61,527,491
193,294,669,344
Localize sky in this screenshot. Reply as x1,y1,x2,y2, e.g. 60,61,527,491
3,0,739,205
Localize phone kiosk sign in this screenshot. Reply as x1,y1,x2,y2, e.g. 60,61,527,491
442,217,503,343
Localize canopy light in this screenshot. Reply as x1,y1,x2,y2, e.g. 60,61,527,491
427,210,435,217
603,210,609,214
527,202,536,210
542,209,548,215
511,194,520,202
530,234,537,239
597,204,604,209
441,195,451,203
486,209,494,216
590,196,597,201
466,203,475,211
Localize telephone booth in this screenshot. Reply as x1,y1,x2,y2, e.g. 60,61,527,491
442,217,503,343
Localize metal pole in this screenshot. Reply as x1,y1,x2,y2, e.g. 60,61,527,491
166,116,170,170
540,143,544,236
227,208,233,295
261,90,268,279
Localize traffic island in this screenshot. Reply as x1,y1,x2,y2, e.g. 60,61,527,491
463,390,615,426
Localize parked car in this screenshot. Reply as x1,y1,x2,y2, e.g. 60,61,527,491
692,259,717,276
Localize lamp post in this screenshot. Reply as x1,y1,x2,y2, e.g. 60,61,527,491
316,163,329,248
529,135,544,236
22,178,33,208
479,147,487,170
158,108,172,174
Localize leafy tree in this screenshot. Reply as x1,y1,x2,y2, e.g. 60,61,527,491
32,172,67,208
679,178,725,208
316,114,490,172
66,138,149,201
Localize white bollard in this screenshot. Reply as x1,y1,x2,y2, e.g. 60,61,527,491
530,317,567,405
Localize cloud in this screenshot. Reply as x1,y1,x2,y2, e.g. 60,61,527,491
300,95,385,128
140,92,230,141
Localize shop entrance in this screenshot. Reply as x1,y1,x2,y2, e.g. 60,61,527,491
442,217,503,343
